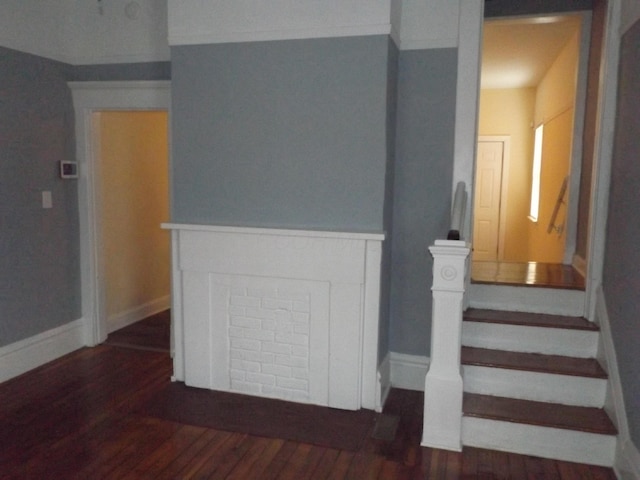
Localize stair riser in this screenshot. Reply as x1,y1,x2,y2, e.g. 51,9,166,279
462,323,599,358
469,284,585,316
462,417,616,467
462,366,607,408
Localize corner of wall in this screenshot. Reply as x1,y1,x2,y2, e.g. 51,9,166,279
595,286,640,479
0,319,85,384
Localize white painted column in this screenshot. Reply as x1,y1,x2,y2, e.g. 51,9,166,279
422,239,470,451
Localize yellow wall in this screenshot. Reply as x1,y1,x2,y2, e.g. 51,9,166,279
478,88,536,262
98,111,170,319
529,108,574,262
478,28,579,263
529,29,579,262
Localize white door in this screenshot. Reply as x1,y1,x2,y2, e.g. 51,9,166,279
473,141,504,261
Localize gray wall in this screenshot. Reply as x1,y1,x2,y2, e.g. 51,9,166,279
0,47,80,347
378,38,399,362
603,18,640,448
71,61,171,81
0,49,170,348
389,48,458,356
170,36,390,232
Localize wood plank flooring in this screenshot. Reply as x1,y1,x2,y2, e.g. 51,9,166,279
0,344,618,479
471,261,586,290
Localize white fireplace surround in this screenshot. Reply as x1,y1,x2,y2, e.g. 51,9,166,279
163,223,385,411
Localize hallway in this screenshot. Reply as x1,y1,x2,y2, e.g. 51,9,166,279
471,261,585,290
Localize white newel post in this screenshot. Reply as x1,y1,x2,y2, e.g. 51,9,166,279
422,239,470,451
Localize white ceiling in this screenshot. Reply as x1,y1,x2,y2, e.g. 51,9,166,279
481,14,583,89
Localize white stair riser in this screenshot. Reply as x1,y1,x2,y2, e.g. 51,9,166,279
462,366,607,408
469,284,585,316
462,322,599,358
462,417,616,467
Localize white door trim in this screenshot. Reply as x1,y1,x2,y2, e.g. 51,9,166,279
68,81,171,346
456,1,621,320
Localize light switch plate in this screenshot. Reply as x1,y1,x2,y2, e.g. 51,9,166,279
42,191,52,209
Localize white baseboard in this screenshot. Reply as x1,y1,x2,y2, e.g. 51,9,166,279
389,352,429,391
573,253,587,278
107,295,170,333
376,352,391,412
596,286,640,479
617,439,640,480
0,319,85,383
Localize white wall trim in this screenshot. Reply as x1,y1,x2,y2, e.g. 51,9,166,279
377,352,392,412
0,319,85,383
617,440,640,480
69,81,171,347
595,286,640,479
397,37,458,51
167,0,392,46
169,25,391,46
389,352,429,391
452,0,484,240
107,295,171,334
585,0,622,320
161,223,384,241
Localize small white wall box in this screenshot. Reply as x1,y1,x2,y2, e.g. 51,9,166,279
59,161,78,179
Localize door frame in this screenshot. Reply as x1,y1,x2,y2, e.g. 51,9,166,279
69,81,171,346
455,0,621,319
475,135,510,261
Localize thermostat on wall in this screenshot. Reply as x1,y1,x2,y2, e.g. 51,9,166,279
59,161,78,179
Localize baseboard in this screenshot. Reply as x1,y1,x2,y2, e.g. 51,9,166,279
107,295,170,333
617,438,640,480
376,352,392,412
0,319,85,383
389,352,429,391
572,254,587,278
595,286,640,479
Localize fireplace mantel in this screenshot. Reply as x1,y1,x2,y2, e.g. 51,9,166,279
163,223,385,411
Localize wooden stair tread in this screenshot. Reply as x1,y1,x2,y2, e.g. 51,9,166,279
461,347,608,378
464,308,598,331
463,393,617,435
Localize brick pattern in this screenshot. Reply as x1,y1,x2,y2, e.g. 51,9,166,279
228,286,311,402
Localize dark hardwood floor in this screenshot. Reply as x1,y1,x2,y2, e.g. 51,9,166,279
0,323,617,478
471,261,586,290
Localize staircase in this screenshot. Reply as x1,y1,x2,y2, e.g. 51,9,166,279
460,286,618,467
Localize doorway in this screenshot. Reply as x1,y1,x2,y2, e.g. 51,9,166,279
472,12,586,271
96,111,170,335
69,81,171,346
473,136,509,262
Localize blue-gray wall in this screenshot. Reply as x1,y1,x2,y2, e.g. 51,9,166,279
603,18,640,448
71,61,171,81
170,36,390,232
389,48,458,356
0,49,170,348
378,38,399,362
0,47,80,347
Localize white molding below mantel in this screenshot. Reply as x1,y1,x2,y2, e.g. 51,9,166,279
162,223,385,241
163,223,385,412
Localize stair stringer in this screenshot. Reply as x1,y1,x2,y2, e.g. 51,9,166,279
461,284,618,467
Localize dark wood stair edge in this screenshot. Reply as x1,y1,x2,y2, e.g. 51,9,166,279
470,278,585,291
461,347,608,379
463,393,618,436
464,308,599,331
